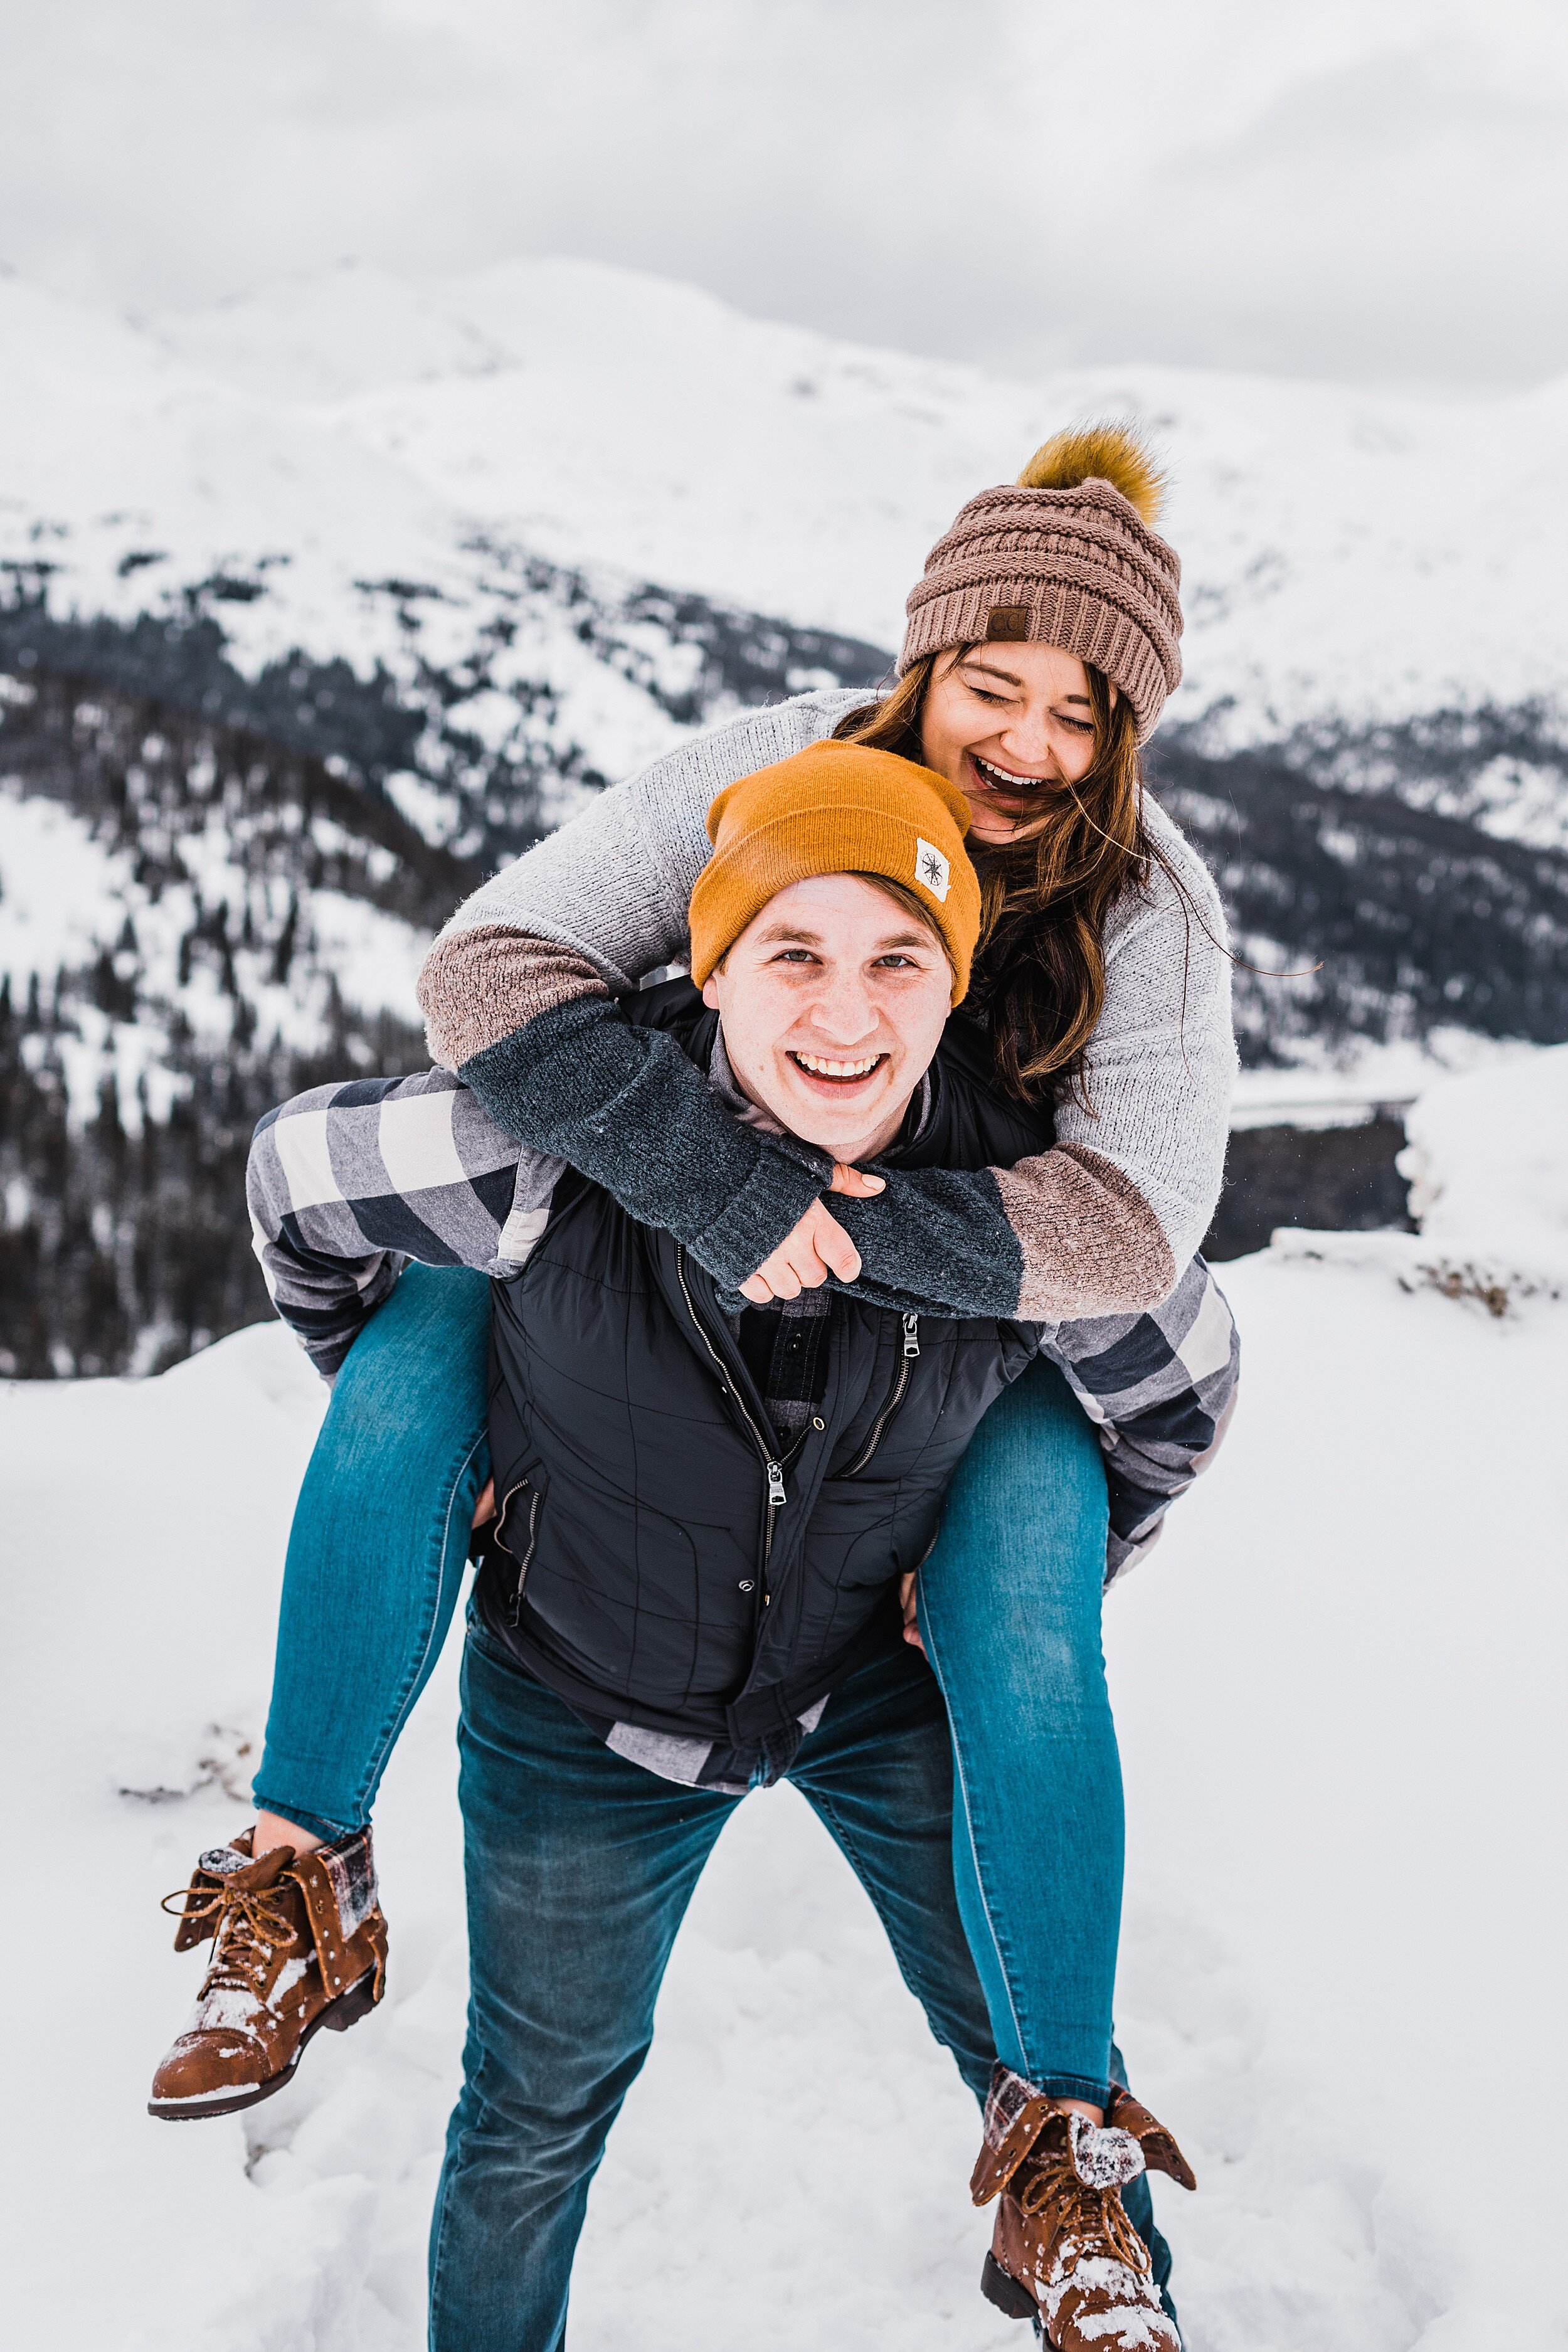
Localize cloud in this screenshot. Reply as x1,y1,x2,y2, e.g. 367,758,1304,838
2,0,1565,389
1076,48,1568,386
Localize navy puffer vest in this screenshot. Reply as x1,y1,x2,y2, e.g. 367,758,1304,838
476,983,1054,1751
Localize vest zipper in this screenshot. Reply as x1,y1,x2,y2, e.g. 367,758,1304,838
675,1248,786,1606
841,1315,919,1476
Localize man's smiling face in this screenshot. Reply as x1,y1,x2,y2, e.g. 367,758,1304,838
701,872,953,1164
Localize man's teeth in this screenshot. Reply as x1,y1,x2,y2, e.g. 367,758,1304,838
792,1052,883,1079
974,755,1045,790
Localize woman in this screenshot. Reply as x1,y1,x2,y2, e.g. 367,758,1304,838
154,426,1237,2343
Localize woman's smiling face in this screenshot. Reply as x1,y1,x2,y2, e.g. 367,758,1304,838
918,641,1099,844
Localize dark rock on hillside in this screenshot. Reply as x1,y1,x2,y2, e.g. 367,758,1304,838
1203,1116,1415,1263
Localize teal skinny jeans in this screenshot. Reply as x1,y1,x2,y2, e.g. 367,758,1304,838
255,1265,1125,2101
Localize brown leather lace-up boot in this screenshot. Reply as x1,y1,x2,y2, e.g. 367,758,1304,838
148,1826,388,2121
972,2065,1195,2349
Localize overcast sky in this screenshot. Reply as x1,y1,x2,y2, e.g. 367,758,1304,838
6,0,1567,391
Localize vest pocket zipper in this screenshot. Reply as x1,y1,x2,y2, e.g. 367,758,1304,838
841,1315,919,1476
495,1478,543,1626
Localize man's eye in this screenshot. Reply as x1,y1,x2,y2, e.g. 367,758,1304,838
774,949,816,964
875,954,917,969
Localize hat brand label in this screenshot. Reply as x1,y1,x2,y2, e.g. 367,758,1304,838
985,604,1030,641
914,839,951,901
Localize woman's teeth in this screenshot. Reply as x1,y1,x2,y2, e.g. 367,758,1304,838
973,754,1046,792
791,1051,884,1080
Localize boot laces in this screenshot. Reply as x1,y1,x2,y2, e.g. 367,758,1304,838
1017,2146,1152,2278
161,1880,302,2002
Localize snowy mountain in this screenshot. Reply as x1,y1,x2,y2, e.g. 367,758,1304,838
3,257,1567,1370
0,268,887,1372
136,257,1568,728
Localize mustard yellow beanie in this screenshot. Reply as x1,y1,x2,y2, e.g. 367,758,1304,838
688,743,981,1002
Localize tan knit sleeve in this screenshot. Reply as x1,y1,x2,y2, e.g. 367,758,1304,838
417,927,610,1072
990,1145,1177,1319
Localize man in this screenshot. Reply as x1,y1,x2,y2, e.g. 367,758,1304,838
176,746,1227,2348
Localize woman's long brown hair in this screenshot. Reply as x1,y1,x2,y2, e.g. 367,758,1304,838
832,652,1152,1108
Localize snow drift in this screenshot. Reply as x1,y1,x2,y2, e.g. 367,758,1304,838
1273,1043,1568,1311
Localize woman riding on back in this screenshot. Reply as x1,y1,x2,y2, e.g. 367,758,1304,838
152,424,1240,2348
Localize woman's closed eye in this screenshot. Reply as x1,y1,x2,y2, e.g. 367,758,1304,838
967,687,1093,735
957,663,1093,732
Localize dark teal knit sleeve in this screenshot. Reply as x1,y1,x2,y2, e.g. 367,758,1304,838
459,997,1026,1318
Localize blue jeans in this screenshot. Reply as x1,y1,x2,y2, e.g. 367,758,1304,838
919,1362,1122,2104
255,1266,494,1845
256,1269,1125,2099
429,1628,1161,2352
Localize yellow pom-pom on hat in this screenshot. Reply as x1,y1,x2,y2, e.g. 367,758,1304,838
901,416,1182,742
1015,421,1169,525
688,743,982,1004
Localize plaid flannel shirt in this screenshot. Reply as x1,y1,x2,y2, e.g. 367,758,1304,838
249,1068,1239,1584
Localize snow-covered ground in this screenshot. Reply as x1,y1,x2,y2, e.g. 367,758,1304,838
3,1051,1566,2349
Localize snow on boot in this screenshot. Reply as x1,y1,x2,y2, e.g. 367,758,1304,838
148,1826,387,2120
971,2065,1195,2349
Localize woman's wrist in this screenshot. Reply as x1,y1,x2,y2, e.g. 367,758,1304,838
458,996,828,1288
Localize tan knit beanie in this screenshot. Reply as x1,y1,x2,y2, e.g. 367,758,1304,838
689,742,981,1002
899,423,1183,743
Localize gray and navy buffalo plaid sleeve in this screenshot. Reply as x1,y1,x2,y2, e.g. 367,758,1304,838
247,1069,563,1379
1046,1254,1240,1586
250,1071,1238,1576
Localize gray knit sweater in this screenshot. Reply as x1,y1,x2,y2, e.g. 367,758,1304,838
418,690,1237,1318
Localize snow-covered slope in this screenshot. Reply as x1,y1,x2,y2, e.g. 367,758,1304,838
0,270,884,830
4,256,1568,1372
4,1054,1565,2349
0,266,888,1374
7,253,1568,750
147,256,1568,735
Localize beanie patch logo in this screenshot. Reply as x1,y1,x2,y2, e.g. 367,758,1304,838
914,839,951,902
985,604,1030,642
